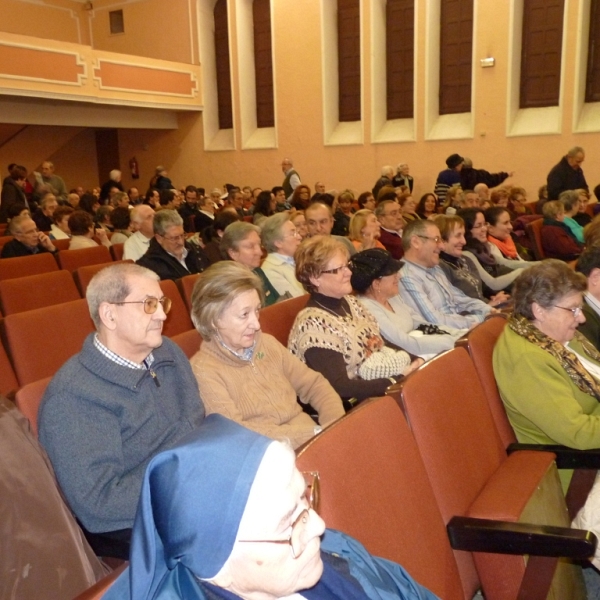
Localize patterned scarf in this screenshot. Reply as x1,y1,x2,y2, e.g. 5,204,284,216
488,234,519,259
509,314,600,401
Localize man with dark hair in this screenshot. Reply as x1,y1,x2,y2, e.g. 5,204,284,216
547,147,588,200
0,164,29,222
576,247,600,351
271,185,291,212
434,154,464,205
178,185,201,231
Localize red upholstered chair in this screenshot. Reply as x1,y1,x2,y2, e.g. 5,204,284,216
110,243,124,261
1,298,94,386
397,348,590,599
73,563,127,600
0,335,18,398
0,270,81,316
178,273,202,313
73,260,132,296
170,329,202,358
14,376,52,438
526,218,546,261
0,252,58,281
56,245,112,272
51,238,71,251
259,294,309,346
158,279,194,337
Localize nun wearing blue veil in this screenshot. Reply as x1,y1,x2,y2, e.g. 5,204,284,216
103,414,438,600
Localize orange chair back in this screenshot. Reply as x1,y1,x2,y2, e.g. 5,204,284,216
178,273,202,313
0,270,81,316
51,238,71,251
110,243,124,261
456,315,516,448
56,246,112,272
259,294,309,346
73,260,132,296
0,336,18,397
296,396,466,600
170,329,202,358
158,279,193,337
525,219,545,260
0,252,58,281
14,377,52,438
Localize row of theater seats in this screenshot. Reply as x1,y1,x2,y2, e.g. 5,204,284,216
74,314,597,599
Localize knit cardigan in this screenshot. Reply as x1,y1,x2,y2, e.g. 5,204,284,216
190,332,344,449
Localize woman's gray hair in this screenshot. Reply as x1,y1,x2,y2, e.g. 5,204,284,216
153,209,183,236
190,262,264,340
261,212,291,253
558,190,580,212
86,263,159,329
220,221,261,259
512,259,587,320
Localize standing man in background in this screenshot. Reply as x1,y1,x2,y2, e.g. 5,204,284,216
281,157,301,201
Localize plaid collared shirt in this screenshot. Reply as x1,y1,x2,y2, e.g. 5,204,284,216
93,334,155,370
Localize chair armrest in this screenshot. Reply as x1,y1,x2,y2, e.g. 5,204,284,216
447,516,596,559
507,443,600,469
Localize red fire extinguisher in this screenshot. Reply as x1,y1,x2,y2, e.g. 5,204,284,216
129,157,139,180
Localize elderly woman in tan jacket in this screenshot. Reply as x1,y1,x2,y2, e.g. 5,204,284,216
189,261,344,448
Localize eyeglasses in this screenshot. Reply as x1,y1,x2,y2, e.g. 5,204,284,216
416,234,442,243
238,471,320,558
321,262,352,275
553,305,583,318
160,233,186,243
284,229,300,238
112,296,172,315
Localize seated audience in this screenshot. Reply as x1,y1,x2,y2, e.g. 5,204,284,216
252,190,276,227
78,192,100,216
202,210,241,263
435,213,512,307
103,417,438,600
332,190,354,236
376,199,405,259
290,184,312,210
178,185,201,230
190,262,343,448
144,188,160,210
398,193,421,223
124,204,155,262
110,206,133,244
574,188,592,227
398,219,492,329
576,247,600,351
441,186,463,214
351,248,464,358
305,201,356,255
38,264,205,558
260,213,305,298
493,260,600,492
32,192,58,231
416,193,437,219
0,164,28,223
137,209,210,280
485,206,536,267
559,189,585,244
349,209,385,252
289,237,422,406
1,214,57,258
507,186,532,219
490,188,509,207
541,200,583,261
291,210,308,240
221,221,280,306
95,205,114,232
49,205,73,240
193,192,216,234
357,191,376,211
111,191,131,210
68,210,111,249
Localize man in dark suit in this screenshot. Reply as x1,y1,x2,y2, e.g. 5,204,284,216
576,247,600,351
194,194,216,235
1,215,57,258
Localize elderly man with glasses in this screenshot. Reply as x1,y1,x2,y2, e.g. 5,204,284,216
398,219,493,329
137,209,210,280
38,263,205,560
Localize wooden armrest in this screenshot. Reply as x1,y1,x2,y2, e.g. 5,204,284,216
447,516,596,559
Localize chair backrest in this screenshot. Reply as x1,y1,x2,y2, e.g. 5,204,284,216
159,279,194,337
0,235,14,249
0,334,18,398
0,252,59,281
110,243,124,261
2,298,94,386
170,329,202,358
525,219,545,260
398,348,506,596
178,273,202,313
0,270,81,316
56,245,112,273
73,563,128,600
14,376,52,438
456,315,516,448
51,238,71,251
296,396,466,600
259,294,309,346
73,260,132,296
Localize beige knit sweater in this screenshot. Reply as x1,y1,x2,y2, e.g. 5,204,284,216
190,332,345,448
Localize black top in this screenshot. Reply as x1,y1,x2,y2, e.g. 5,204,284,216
1,239,53,259
136,237,210,281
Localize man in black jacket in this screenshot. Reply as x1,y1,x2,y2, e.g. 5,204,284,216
136,210,210,280
1,215,57,258
547,146,589,200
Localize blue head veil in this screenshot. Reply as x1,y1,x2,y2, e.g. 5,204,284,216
124,414,273,599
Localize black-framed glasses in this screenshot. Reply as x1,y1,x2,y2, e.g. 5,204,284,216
112,296,172,315
238,471,319,558
321,262,352,275
553,305,583,318
416,234,441,243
